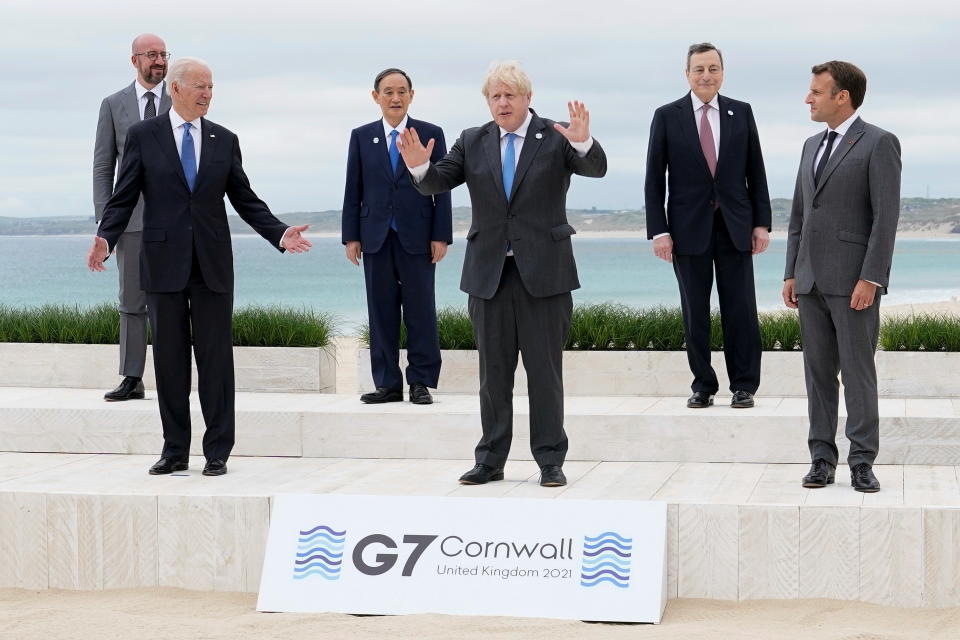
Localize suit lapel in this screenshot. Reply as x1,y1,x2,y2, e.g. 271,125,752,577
158,84,172,114
676,94,711,178
369,121,395,182
814,117,865,196
802,135,819,195
483,122,506,203
716,95,732,172
153,113,189,190
509,111,544,202
121,82,139,126
195,118,216,190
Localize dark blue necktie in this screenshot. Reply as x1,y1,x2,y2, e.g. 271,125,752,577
181,122,197,192
502,132,517,200
389,129,400,174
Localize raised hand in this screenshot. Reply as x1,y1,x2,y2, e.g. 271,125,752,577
281,224,313,253
87,236,110,271
396,127,435,168
553,101,591,143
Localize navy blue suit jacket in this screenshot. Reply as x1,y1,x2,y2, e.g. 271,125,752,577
97,112,288,293
342,118,452,255
645,93,772,255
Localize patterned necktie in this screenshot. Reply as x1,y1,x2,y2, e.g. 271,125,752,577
699,104,717,177
389,129,400,174
181,122,197,192
814,130,839,187
502,133,517,200
143,91,156,120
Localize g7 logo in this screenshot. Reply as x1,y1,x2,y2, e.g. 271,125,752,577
352,534,437,576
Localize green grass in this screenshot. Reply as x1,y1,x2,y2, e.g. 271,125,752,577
880,313,960,351
0,304,336,347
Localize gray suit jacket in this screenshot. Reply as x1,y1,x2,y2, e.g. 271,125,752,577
784,117,901,296
93,81,171,232
414,110,607,299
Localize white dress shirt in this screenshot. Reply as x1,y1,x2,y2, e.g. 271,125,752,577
813,110,859,172
168,109,201,171
691,92,720,160
383,115,408,145
135,80,164,121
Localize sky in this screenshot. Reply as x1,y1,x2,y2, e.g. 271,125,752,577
1,0,957,218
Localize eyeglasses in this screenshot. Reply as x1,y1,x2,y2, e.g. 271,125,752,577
135,51,172,61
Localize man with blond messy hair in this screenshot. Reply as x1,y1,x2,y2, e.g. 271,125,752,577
398,61,607,487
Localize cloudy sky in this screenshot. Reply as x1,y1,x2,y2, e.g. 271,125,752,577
2,0,957,218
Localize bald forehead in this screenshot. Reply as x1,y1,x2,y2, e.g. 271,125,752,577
132,34,165,53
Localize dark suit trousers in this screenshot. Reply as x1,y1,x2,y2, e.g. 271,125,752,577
797,286,881,468
363,229,441,390
146,248,235,462
673,212,761,394
468,257,571,469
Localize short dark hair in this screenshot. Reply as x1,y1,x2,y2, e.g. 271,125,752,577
687,42,723,70
374,68,412,92
811,60,866,109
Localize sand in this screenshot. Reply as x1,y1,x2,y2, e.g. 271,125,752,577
2,588,959,639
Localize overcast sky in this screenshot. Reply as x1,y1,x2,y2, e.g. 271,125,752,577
2,0,957,218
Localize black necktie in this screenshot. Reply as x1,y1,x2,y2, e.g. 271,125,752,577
143,91,157,120
813,130,838,187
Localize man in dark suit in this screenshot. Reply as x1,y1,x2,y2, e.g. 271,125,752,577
645,42,772,410
87,57,311,477
342,68,452,405
93,33,172,402
398,61,606,487
784,61,901,493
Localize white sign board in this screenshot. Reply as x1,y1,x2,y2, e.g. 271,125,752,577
257,495,667,623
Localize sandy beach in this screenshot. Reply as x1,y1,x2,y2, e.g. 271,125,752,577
2,589,958,639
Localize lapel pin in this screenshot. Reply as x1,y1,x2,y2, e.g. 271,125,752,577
209,134,215,138
535,132,543,139
373,137,379,144
727,110,733,116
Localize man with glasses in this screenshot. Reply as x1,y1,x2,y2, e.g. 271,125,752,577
93,34,172,402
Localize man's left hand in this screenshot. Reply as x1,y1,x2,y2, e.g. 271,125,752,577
553,101,590,143
431,241,448,264
752,227,770,255
281,224,312,253
850,279,877,311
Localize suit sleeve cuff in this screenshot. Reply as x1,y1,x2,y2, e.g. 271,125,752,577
569,137,593,157
652,232,670,240
409,162,430,182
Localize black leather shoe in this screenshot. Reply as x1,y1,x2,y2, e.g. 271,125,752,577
360,387,403,404
539,465,567,487
148,458,188,475
409,383,433,405
458,464,504,485
802,458,836,488
202,459,228,476
686,392,714,408
850,463,880,493
104,376,145,401
730,390,755,408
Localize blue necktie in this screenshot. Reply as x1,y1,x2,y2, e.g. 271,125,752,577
181,122,197,192
388,130,400,230
502,132,517,200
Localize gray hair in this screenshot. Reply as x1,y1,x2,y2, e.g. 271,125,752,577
168,57,211,85
481,60,532,98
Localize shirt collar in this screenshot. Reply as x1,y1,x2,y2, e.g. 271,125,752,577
499,110,533,139
135,79,163,101
169,108,201,131
829,111,859,137
383,115,409,140
690,91,720,112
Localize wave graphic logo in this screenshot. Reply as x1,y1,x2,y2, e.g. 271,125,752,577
293,525,346,581
580,531,632,588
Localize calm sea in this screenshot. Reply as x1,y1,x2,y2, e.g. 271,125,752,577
2,236,958,327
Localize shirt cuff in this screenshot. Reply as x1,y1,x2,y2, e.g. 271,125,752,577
865,279,881,287
569,137,593,156
409,161,430,182
652,232,670,240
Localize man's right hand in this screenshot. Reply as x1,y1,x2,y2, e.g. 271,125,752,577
652,235,673,263
345,241,362,266
87,236,109,271
396,127,434,168
782,278,798,309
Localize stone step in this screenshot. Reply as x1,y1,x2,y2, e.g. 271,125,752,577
1,452,958,608
1,387,959,464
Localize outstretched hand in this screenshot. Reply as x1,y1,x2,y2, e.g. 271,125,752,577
281,224,313,253
87,236,110,271
553,100,591,143
396,127,435,168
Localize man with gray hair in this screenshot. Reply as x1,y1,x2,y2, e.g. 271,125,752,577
398,61,607,487
87,57,312,477
93,33,172,402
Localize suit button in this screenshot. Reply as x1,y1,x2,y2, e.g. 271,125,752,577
813,202,820,209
